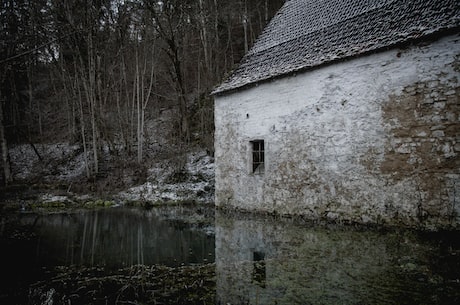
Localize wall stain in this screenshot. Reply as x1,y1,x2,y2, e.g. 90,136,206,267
380,68,460,224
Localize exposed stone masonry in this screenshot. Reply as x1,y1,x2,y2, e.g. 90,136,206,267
380,64,460,226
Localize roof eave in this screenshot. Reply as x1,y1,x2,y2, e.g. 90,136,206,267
212,26,460,97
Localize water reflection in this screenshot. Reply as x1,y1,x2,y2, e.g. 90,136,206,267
215,211,460,305
16,207,215,268
2,206,459,304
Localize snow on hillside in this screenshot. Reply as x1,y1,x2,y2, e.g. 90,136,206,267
7,143,215,204
119,151,215,203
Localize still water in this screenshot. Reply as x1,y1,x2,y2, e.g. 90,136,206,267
0,206,215,303
1,206,459,304
215,212,460,305
24,206,214,268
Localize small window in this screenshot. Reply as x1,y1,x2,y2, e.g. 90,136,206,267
251,140,264,174
252,251,266,288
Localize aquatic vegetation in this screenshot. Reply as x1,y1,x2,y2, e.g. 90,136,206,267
29,264,216,305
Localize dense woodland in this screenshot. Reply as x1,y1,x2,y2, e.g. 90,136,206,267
0,0,285,185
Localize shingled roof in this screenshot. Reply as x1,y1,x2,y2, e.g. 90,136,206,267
213,0,460,95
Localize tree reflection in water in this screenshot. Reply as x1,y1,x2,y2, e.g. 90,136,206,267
17,206,215,269
2,206,459,305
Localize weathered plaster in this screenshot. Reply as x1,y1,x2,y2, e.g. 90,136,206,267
214,34,460,229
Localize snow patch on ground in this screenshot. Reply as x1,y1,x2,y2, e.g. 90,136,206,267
40,194,72,203
119,151,215,203
8,143,215,204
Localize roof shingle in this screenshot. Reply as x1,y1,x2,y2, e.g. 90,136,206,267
213,0,460,95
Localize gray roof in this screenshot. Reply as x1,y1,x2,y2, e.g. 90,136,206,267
213,0,460,95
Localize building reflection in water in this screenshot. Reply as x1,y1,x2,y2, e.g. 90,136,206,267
215,210,460,305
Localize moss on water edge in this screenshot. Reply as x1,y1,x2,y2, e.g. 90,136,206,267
0,183,114,213
30,199,116,211
0,198,117,215
124,198,201,209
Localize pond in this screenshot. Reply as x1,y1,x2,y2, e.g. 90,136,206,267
0,205,215,304
8,206,215,268
1,205,459,305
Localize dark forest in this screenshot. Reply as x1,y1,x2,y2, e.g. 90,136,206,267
0,0,285,185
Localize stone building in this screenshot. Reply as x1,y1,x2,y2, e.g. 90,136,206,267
212,0,460,229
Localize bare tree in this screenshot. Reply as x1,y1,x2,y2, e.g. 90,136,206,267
0,0,285,184
0,90,12,185
133,37,156,163
143,0,192,143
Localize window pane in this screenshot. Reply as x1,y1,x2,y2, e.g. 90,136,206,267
253,152,259,163
251,140,264,174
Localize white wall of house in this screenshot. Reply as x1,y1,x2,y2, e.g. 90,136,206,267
214,34,460,228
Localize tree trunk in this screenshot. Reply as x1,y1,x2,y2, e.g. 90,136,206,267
76,73,91,179
136,48,142,163
135,42,156,163
0,96,12,185
243,1,249,54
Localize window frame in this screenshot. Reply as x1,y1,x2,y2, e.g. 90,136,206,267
250,139,265,175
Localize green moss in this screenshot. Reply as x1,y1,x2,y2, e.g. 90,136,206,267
83,199,114,208
84,201,95,207
124,199,197,208
34,201,67,209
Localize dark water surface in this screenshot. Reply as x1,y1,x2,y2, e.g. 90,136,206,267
0,206,215,303
3,206,215,268
215,211,460,305
1,206,460,304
